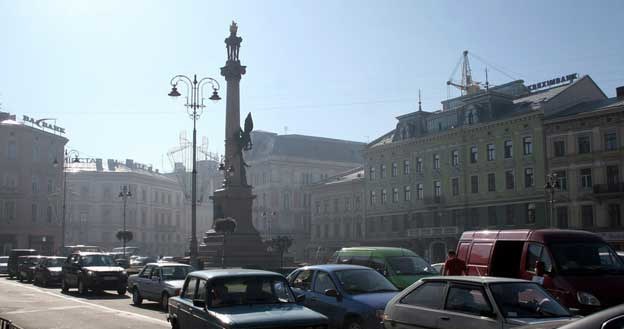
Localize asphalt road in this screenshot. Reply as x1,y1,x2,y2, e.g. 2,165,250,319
0,276,171,329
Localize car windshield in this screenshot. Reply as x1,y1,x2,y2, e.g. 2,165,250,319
549,242,624,274
490,283,571,318
334,269,398,294
162,266,191,280
82,255,116,267
46,258,64,267
208,276,295,307
387,256,437,275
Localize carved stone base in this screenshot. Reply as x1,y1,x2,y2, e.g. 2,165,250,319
198,231,279,269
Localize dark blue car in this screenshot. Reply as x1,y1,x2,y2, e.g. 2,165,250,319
288,264,399,329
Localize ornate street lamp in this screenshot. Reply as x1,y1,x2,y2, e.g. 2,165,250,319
53,149,80,251
168,74,221,268
544,172,561,227
118,185,132,260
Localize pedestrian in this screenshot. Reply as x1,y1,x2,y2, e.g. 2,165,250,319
443,250,467,276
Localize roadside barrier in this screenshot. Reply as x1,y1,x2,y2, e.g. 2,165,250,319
0,317,23,329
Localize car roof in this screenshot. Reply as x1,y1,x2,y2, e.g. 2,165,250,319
557,304,624,329
337,246,415,255
297,264,374,272
145,262,191,267
11,249,36,252
46,256,66,259
422,276,531,284
188,269,283,280
73,252,110,256
19,255,45,258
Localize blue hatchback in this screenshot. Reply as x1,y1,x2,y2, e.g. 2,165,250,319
287,264,399,329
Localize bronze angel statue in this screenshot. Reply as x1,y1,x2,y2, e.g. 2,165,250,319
235,113,253,186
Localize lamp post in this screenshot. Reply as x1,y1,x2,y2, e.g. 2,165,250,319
544,172,561,228
53,149,80,252
168,74,221,268
118,185,132,259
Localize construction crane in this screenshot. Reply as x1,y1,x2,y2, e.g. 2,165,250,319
446,50,481,96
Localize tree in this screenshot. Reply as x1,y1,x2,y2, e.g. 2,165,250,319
116,230,133,243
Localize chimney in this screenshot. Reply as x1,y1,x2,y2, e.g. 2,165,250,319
95,158,103,172
107,159,116,171
617,86,624,100
126,159,134,168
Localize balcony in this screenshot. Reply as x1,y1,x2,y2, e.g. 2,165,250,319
593,183,624,195
407,226,459,238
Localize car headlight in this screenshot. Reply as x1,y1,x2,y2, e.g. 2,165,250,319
122,270,127,276
87,271,95,276
577,291,600,306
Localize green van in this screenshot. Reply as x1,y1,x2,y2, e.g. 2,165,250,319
329,247,437,289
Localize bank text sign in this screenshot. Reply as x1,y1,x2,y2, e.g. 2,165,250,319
528,73,578,92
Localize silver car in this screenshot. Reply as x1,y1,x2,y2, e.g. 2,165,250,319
0,256,8,275
127,262,192,311
383,276,576,329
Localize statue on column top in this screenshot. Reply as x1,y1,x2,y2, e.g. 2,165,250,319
226,21,243,61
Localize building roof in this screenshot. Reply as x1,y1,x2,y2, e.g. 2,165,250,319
319,167,364,186
65,160,176,183
545,97,624,120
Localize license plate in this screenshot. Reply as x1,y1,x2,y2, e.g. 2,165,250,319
103,276,117,281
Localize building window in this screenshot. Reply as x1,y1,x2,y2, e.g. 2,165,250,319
607,165,620,185
369,166,376,180
416,158,423,173
469,208,479,228
452,178,459,196
609,204,621,228
451,150,459,167
404,186,411,201
381,189,387,204
333,199,339,212
549,170,566,191
433,154,440,169
523,137,533,155
488,173,496,192
526,203,536,224
470,175,479,193
31,176,39,194
470,146,478,163
369,191,376,206
524,168,534,188
403,160,410,175
47,205,53,223
392,162,398,177
581,205,594,228
605,132,618,151
7,140,17,160
380,164,387,179
578,136,591,154
392,187,399,203
506,205,515,225
434,181,441,198
416,184,424,200
580,168,592,189
31,204,38,222
506,170,515,190
488,206,497,226
504,140,513,158
554,140,566,157
355,196,361,210
344,197,350,211
556,207,568,228
487,144,495,161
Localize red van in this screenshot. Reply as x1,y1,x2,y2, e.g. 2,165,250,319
457,229,624,315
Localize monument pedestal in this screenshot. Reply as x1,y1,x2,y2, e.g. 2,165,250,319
199,186,279,269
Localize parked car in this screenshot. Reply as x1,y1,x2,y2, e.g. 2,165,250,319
17,255,46,283
431,263,445,274
288,264,399,329
61,245,104,256
329,247,437,289
34,256,66,287
128,262,193,311
61,252,127,295
167,269,328,329
131,256,157,267
517,303,624,329
7,249,37,279
0,256,8,275
383,276,576,329
457,229,624,314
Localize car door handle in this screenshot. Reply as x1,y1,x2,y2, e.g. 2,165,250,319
439,316,450,321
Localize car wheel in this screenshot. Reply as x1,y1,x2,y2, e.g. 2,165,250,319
61,278,69,292
170,316,179,329
132,288,143,306
17,273,23,282
78,279,87,295
344,317,363,329
42,277,48,287
117,287,127,296
161,292,169,311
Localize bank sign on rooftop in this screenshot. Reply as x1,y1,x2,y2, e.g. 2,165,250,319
528,73,578,92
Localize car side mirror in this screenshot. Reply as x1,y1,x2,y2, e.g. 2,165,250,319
324,289,340,298
192,299,205,308
295,294,306,303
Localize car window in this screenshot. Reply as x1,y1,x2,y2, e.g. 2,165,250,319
183,277,198,300
603,316,624,329
490,282,570,318
401,282,446,309
313,271,336,293
152,267,161,278
445,285,493,316
292,270,314,291
196,279,207,301
140,266,153,278
162,266,191,280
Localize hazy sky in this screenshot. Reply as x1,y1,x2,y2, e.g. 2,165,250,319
2,0,623,171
